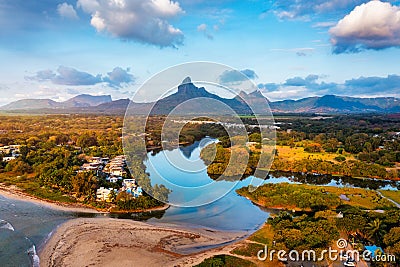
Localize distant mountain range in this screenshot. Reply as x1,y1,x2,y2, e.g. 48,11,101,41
1,78,399,114
0,94,112,110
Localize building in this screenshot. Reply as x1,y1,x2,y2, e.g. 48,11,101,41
96,187,117,202
2,156,16,162
122,179,143,198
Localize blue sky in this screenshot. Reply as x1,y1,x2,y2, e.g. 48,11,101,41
0,0,400,105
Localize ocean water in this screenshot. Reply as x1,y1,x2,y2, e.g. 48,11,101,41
0,195,79,267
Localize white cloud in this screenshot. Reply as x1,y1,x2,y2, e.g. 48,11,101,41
197,23,207,32
57,3,78,20
25,66,134,88
312,21,336,28
77,0,184,47
197,23,213,39
330,1,400,53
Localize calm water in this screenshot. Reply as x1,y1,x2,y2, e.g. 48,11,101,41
1,138,398,266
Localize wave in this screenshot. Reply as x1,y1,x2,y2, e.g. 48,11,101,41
0,219,15,231
27,243,40,267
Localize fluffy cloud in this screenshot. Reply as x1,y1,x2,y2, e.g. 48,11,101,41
330,1,400,53
219,69,258,84
344,74,400,94
26,66,134,87
77,0,184,47
258,74,400,100
57,2,78,19
52,66,102,85
103,67,135,87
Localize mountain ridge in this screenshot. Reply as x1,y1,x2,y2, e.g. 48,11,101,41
1,94,112,110
1,81,399,114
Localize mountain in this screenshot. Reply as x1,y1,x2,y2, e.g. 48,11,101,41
63,94,112,107
270,95,400,113
1,94,112,110
149,77,252,115
1,80,400,114
0,99,59,110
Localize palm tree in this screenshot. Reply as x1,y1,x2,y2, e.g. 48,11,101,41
366,219,387,244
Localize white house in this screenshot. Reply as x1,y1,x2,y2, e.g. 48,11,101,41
96,187,117,202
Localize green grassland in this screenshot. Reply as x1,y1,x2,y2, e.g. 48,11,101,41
237,183,395,210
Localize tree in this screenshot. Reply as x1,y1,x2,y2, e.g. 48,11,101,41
384,227,400,258
71,171,98,199
366,219,387,244
76,132,98,148
108,189,117,203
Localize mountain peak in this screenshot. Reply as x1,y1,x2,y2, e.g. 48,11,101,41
181,77,192,84
249,90,265,98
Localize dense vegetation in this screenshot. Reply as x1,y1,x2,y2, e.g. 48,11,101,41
238,183,395,210
229,205,400,265
194,254,256,267
201,114,400,179
0,115,168,210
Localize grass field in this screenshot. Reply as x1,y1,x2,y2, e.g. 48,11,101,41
248,224,274,245
379,190,400,204
275,145,355,162
238,183,395,210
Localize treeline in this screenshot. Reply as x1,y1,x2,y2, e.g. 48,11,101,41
113,192,165,211
205,115,400,179
275,115,400,168
272,158,399,179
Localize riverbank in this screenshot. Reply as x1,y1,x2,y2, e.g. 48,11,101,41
39,217,248,267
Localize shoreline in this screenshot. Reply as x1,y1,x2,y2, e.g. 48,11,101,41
0,184,170,214
0,184,100,214
38,217,250,267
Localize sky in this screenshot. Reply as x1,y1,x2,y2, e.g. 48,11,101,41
0,0,400,105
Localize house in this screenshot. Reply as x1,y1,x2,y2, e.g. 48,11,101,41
123,179,136,187
2,156,16,162
88,157,102,163
126,186,143,198
96,187,117,202
108,176,122,183
110,167,125,176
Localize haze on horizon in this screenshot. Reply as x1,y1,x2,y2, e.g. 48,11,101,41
0,0,399,106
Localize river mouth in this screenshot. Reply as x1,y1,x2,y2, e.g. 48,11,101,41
1,138,398,266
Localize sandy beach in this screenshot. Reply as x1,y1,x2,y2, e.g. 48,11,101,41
39,218,248,267
0,184,101,214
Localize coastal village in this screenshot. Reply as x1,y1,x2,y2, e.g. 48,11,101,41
0,144,143,203
80,155,143,202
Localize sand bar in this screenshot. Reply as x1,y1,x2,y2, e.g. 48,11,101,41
39,218,247,267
